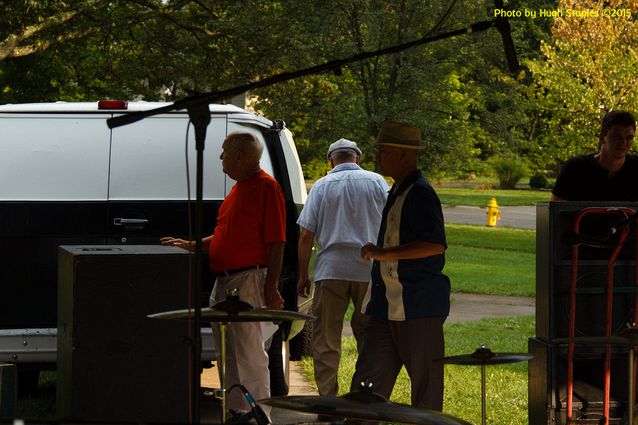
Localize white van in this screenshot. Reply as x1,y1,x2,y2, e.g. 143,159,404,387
0,100,308,395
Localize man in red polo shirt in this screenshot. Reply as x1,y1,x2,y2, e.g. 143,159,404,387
161,132,286,419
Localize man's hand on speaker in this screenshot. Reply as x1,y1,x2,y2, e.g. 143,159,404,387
160,237,194,251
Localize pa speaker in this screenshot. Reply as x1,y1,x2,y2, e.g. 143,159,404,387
57,245,192,423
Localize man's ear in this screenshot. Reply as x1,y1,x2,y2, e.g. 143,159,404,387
598,133,605,145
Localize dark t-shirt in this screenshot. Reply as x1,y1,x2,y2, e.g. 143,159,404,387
552,154,638,201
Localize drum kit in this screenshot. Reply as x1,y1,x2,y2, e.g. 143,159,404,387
150,294,533,425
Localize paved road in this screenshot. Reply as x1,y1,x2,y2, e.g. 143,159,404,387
443,204,536,229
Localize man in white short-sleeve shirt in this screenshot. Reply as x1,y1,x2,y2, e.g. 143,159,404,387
297,138,387,396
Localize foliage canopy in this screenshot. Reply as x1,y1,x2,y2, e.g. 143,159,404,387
1,1,637,178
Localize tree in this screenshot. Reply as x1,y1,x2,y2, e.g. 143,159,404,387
528,0,638,163
0,0,555,179
256,0,507,179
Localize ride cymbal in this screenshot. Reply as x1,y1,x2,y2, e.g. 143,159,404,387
261,392,472,425
439,346,533,366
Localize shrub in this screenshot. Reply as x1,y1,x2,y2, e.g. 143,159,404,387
529,173,548,189
302,159,331,180
491,155,529,189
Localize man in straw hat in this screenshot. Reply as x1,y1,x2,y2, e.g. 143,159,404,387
350,121,450,411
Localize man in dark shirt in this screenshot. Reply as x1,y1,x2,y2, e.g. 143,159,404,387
350,121,450,411
552,110,638,201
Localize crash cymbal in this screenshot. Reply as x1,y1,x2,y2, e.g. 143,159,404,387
555,327,638,347
440,346,533,366
148,307,315,322
261,393,472,425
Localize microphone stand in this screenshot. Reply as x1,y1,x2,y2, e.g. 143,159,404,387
185,104,210,423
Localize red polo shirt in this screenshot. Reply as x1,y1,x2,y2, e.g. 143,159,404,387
209,169,286,273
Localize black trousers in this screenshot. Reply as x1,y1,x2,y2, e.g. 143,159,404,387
350,315,446,410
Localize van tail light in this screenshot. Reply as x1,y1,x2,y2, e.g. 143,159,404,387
98,100,128,110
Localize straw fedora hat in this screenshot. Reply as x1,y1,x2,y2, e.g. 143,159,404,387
374,121,425,150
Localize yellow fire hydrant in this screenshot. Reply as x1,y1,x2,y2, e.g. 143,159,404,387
486,197,500,227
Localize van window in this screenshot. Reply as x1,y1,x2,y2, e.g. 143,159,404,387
0,114,110,200
109,114,227,201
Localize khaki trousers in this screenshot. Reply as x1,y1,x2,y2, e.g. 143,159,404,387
350,316,446,410
210,269,270,414
311,279,370,396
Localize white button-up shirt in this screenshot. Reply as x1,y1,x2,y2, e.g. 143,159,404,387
297,163,388,282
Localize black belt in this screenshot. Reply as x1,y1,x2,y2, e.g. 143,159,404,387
219,265,266,277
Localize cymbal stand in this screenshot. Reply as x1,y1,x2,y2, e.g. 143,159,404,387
480,363,487,425
219,321,228,424
211,291,255,424
440,345,532,425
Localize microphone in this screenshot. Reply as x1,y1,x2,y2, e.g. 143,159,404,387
493,0,520,72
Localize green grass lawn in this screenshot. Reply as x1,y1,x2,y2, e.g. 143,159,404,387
306,179,551,207
300,315,534,425
445,223,535,296
435,186,551,207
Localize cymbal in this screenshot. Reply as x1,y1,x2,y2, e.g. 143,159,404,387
440,346,533,366
555,327,638,347
261,393,472,425
148,307,315,323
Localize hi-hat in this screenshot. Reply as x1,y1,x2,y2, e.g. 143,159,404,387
439,346,532,366
261,392,472,425
148,293,315,323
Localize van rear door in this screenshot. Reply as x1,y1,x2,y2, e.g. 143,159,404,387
106,113,227,245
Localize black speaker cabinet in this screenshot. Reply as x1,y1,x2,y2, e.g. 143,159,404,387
536,202,638,341
57,245,192,423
